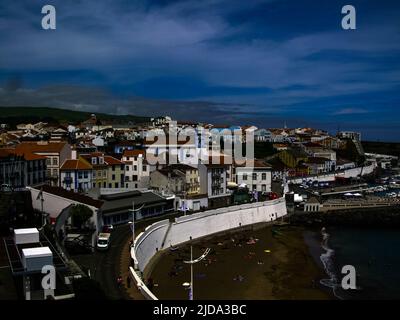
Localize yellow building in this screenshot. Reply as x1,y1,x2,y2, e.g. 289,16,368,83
81,152,108,188
104,155,125,189
278,147,308,168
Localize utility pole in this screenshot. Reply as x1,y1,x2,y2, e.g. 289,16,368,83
129,201,144,245
184,246,211,300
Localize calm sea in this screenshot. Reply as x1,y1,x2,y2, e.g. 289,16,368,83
320,226,400,299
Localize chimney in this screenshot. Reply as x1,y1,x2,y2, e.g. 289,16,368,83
71,149,77,160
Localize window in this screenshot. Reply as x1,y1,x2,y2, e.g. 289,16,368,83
93,171,96,178
78,172,83,179
120,174,124,182
84,171,88,179
143,165,147,172
262,173,267,180
53,157,58,166
112,174,115,180
99,157,104,164
92,157,97,165
243,174,247,181
112,165,115,171
126,166,129,171
262,184,266,191
252,173,257,180
134,165,137,171
46,158,51,166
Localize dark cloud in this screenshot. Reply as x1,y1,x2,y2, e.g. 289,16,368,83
0,0,399,140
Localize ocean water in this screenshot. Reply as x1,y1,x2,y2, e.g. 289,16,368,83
319,226,400,300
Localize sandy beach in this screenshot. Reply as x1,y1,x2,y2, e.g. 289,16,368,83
148,225,332,300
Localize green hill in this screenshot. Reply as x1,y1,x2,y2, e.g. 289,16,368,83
0,106,150,128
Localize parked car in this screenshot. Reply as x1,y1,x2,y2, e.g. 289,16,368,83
102,225,114,233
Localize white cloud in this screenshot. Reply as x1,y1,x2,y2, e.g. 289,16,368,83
333,108,370,115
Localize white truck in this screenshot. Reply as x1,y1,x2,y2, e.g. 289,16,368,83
96,233,111,251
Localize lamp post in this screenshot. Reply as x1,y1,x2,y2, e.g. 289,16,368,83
128,201,144,245
183,246,211,300
36,187,46,228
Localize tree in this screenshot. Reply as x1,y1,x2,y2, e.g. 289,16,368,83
71,204,93,229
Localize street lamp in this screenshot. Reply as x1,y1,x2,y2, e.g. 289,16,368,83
183,246,211,300
128,201,144,245
36,187,46,228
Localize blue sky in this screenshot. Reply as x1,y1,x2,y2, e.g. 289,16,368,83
0,0,399,141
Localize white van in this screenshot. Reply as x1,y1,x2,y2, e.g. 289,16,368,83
96,233,111,250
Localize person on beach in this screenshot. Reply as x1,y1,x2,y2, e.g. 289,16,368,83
117,275,123,288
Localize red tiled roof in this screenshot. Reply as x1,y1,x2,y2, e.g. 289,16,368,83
0,147,46,161
61,158,92,170
104,156,123,165
123,149,145,157
15,141,69,154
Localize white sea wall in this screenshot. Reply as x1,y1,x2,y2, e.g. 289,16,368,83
134,219,170,271
132,197,287,273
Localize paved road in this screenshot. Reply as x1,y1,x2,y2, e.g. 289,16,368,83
72,212,182,300
73,224,131,300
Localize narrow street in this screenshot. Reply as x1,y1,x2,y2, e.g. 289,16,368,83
73,224,131,300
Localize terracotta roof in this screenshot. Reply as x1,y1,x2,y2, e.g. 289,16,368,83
90,152,104,157
235,159,271,168
0,147,46,161
123,149,145,157
15,141,69,154
61,158,92,170
104,156,124,165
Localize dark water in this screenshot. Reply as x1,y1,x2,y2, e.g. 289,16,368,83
321,226,400,299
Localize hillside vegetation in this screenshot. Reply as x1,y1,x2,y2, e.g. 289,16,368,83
0,106,150,128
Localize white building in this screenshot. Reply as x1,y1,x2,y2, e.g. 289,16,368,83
122,149,155,189
235,160,272,192
198,160,231,208
60,158,93,192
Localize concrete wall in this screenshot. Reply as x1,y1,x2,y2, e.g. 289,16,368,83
133,219,170,271
131,197,287,300
132,197,287,273
27,187,100,232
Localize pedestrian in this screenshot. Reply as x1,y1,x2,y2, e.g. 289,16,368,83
117,275,123,288
127,275,131,288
